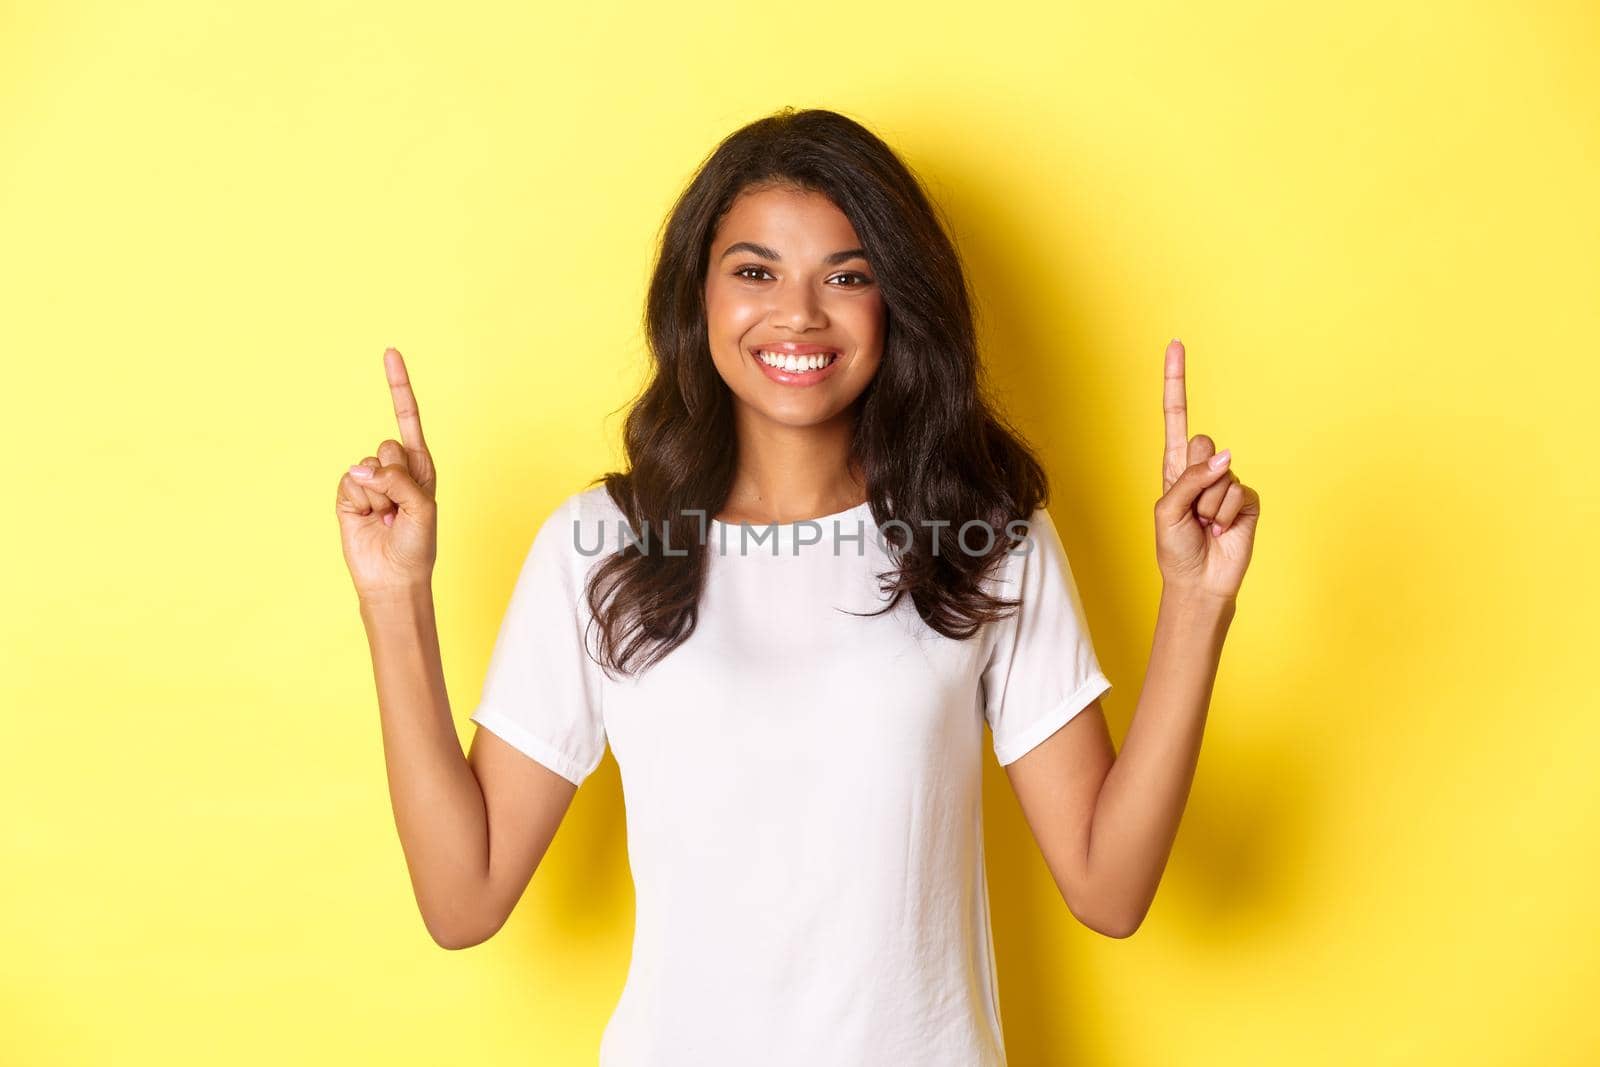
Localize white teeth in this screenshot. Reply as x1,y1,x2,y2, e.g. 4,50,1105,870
755,349,837,372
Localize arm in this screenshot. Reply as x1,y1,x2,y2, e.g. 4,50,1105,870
1005,337,1259,938
339,348,578,950
1004,588,1233,938
361,585,579,950
360,585,490,948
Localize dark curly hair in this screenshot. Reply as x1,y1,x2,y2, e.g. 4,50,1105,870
584,106,1051,676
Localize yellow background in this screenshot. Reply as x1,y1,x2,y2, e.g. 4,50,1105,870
4,1,1596,1063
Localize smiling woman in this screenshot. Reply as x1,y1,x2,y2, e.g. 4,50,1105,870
593,108,1057,676
337,105,1257,1067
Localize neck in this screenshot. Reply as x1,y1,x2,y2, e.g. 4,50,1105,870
720,406,866,524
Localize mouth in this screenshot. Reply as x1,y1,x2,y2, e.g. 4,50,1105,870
747,344,843,383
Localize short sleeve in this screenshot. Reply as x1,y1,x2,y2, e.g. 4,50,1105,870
980,507,1112,766
469,492,609,786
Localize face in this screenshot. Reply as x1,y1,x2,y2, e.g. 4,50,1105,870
703,184,885,429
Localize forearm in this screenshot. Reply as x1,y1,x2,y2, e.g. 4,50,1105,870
360,586,492,947
1080,586,1234,935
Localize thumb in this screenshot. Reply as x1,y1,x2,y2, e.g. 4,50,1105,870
351,463,433,517
1156,449,1231,524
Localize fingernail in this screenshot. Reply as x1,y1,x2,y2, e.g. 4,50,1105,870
1208,449,1231,471
349,465,373,478
1211,522,1223,536
1170,337,1182,346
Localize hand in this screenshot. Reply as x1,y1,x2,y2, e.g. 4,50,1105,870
335,348,439,603
1154,339,1260,602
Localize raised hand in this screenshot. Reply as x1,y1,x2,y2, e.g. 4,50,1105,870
1154,339,1260,602
335,348,440,602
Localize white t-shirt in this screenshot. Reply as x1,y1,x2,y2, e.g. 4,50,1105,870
469,484,1111,1066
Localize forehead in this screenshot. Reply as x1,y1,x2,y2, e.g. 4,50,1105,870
713,185,862,251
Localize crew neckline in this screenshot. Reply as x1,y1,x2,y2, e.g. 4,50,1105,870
709,499,874,538
710,502,870,531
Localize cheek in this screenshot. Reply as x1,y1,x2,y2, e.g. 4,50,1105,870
705,282,762,337
847,294,887,351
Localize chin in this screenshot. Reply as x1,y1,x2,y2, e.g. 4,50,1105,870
748,401,847,429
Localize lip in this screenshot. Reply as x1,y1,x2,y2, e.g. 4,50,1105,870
748,343,845,387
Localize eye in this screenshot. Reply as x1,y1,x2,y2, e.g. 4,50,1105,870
731,265,874,287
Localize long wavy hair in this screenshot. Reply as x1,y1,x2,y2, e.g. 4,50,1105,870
585,106,1051,677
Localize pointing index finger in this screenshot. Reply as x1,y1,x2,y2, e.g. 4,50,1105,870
1163,338,1188,488
384,347,429,456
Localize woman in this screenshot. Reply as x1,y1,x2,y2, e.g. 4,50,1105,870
336,107,1259,1066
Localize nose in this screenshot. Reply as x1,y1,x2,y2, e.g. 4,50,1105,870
769,277,828,332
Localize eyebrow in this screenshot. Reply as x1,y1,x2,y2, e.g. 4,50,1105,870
717,241,869,266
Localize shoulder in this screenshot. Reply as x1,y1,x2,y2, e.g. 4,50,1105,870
569,482,629,526
527,484,630,579
533,483,627,537
983,506,1059,586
